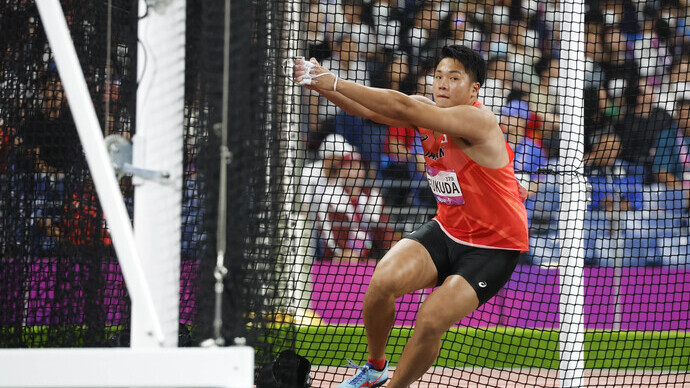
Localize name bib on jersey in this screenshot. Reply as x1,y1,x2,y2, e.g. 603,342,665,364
426,166,465,205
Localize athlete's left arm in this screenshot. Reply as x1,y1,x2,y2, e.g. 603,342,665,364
329,79,498,143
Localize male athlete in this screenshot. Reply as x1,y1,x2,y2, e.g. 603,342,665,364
294,45,529,388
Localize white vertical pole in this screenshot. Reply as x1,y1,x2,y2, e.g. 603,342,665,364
557,0,587,386
281,0,314,319
35,0,164,346
134,0,186,347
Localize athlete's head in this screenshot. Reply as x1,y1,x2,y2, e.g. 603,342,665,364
433,45,486,107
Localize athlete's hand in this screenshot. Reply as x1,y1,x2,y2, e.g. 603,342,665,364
294,58,337,91
292,57,312,88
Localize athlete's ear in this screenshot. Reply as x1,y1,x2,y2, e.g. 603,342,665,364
471,81,480,98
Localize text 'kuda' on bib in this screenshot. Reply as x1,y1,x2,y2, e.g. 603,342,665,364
426,165,465,205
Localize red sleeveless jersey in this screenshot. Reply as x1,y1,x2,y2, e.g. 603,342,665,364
418,101,529,252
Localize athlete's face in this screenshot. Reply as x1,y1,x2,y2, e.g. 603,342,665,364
432,58,480,108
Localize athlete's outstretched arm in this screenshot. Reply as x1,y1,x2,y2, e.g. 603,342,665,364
318,89,412,127
297,60,498,143
295,58,412,127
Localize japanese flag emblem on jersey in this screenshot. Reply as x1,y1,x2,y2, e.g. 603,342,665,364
426,165,465,205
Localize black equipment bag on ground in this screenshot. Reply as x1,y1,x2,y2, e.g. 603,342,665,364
256,349,312,388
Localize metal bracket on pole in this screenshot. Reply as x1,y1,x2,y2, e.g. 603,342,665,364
105,134,170,183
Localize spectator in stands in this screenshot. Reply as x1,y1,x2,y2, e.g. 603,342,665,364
584,15,613,144
599,0,639,36
536,0,561,59
322,32,371,97
600,24,639,95
660,54,689,113
0,120,12,173
530,55,561,157
501,98,549,227
29,148,66,256
481,54,511,115
415,69,434,98
379,126,426,207
370,0,403,52
585,131,645,212
615,76,675,166
660,0,690,53
506,19,541,95
501,99,548,176
301,134,393,263
338,0,379,58
62,178,112,249
632,5,673,78
407,0,450,73
308,33,371,146
585,13,606,84
650,94,690,191
386,50,412,93
531,56,560,120
22,73,80,172
487,4,511,52
305,1,332,63
584,85,615,152
440,10,483,53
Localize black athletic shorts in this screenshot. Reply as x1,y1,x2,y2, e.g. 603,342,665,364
405,220,520,306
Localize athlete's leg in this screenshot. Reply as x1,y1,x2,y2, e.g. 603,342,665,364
387,274,479,388
363,238,438,361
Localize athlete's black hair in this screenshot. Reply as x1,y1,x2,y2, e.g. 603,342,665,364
436,45,486,86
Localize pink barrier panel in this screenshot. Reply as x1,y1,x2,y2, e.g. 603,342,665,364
3,258,198,326
9,260,689,331
311,261,422,326
310,263,690,330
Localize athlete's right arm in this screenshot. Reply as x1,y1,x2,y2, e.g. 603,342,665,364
295,58,428,127
317,89,425,128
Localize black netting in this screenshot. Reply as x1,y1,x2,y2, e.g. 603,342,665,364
0,0,136,347
207,0,688,386
3,0,690,386
185,0,290,364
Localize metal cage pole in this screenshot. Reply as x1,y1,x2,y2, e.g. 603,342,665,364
557,0,587,386
278,0,313,322
133,0,186,348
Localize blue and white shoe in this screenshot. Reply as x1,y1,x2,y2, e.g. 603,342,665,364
336,359,389,388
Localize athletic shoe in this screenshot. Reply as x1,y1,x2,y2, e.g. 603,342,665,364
336,359,389,388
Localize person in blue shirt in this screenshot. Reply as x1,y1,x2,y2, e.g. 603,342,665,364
651,97,690,191
500,99,548,175
585,131,645,211
500,99,550,235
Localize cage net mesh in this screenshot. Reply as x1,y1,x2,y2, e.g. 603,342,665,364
191,0,690,386
3,0,690,387
0,0,136,347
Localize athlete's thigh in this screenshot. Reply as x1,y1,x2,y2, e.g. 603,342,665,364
369,238,438,297
415,275,479,331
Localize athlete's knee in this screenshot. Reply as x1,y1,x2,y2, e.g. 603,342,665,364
412,314,451,340
365,277,398,301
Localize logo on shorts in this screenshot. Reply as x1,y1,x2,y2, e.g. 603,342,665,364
478,281,487,288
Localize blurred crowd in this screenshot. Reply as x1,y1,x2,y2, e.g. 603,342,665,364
0,4,130,258
3,0,690,268
298,0,690,267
